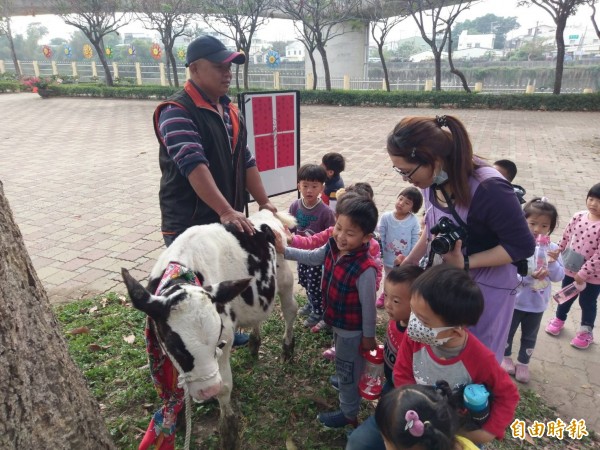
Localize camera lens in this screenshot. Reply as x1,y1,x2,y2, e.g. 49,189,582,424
431,236,453,254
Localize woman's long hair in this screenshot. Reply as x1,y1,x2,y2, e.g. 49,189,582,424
387,115,476,207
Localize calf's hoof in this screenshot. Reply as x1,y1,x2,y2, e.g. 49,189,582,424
282,337,295,362
248,334,261,357
219,412,240,450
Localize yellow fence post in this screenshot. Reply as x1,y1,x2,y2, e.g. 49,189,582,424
112,62,119,80
274,71,280,89
583,88,593,93
17,60,22,75
51,61,58,75
135,62,142,85
474,82,483,92
0,60,5,74
306,72,314,90
32,60,40,77
185,67,190,81
343,75,350,90
424,79,433,91
71,61,78,77
91,61,98,78
159,62,167,86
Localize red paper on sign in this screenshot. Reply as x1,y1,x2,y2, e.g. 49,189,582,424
252,97,273,135
255,135,275,171
276,95,295,131
276,133,295,168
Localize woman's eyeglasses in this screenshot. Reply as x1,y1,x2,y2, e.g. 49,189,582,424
393,163,422,181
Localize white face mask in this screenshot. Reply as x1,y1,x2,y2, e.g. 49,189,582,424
407,312,454,346
432,169,449,187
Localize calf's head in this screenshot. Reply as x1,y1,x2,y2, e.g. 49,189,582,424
121,268,251,400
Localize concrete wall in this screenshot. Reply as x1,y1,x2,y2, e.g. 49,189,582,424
306,21,369,83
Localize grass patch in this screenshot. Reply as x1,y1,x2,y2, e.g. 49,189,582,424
55,293,598,449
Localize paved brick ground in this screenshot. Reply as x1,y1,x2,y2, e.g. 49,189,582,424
1,92,599,434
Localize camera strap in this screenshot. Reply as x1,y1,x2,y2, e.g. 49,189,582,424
437,186,469,231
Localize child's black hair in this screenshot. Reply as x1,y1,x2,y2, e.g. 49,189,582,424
411,264,483,327
588,183,600,200
297,163,327,183
386,265,424,285
335,193,378,235
523,197,559,234
399,186,423,213
321,152,345,176
375,383,460,450
493,159,517,182
346,182,374,200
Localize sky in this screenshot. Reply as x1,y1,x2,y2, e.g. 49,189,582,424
7,0,597,45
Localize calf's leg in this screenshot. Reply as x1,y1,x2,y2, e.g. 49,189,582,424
277,257,297,361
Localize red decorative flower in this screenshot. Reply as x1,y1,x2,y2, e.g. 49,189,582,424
150,43,162,60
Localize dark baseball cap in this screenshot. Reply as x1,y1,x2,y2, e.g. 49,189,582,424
185,35,245,67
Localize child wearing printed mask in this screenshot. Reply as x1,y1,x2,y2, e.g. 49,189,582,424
393,264,519,446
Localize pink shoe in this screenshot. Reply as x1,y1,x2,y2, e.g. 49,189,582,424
571,329,594,349
322,346,336,361
376,293,385,309
545,317,565,336
501,357,515,375
514,363,530,383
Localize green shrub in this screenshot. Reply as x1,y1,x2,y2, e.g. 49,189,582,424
0,80,21,92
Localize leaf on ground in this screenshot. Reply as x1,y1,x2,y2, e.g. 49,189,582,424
69,326,90,335
98,403,106,411
524,432,535,445
123,334,136,344
88,343,103,352
119,295,128,305
101,297,109,308
285,437,297,450
89,306,98,314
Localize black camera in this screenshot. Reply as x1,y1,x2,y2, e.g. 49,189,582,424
430,217,467,255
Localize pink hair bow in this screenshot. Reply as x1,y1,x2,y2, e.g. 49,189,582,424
404,410,425,437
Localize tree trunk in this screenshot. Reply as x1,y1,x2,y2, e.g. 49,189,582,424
379,44,390,92
5,19,22,79
243,60,249,90
91,39,114,86
447,31,471,93
308,50,318,89
553,20,567,95
0,181,116,450
168,48,179,88
316,44,331,91
434,50,442,91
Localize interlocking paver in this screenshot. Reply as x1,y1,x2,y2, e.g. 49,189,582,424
1,92,599,433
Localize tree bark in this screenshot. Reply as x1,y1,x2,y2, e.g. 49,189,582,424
308,50,318,89
379,44,391,92
447,30,471,93
0,181,116,450
553,19,567,94
317,44,331,91
5,19,22,79
90,37,114,86
434,50,442,90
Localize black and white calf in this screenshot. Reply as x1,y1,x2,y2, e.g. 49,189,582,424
121,210,297,449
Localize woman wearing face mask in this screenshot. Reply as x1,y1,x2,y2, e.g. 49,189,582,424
392,265,519,446
387,115,535,363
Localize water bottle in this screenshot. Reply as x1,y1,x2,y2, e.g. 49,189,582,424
535,235,550,272
358,345,384,400
463,384,490,425
553,282,586,304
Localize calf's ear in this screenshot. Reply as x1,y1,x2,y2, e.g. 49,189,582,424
121,268,169,320
208,278,253,305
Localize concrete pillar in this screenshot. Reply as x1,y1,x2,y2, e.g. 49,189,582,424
382,78,387,90
51,61,58,75
91,61,98,78
185,67,190,81
343,75,350,90
17,60,22,75
474,82,483,92
525,84,535,94
70,61,77,77
135,62,142,85
583,88,593,93
159,62,167,86
274,71,280,89
32,60,40,77
424,79,433,91
0,60,4,74
306,72,314,90
112,62,119,79
305,20,368,85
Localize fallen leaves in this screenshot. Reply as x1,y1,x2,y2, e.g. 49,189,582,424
123,334,136,344
69,326,90,335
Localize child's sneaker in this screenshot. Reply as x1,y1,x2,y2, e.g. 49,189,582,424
570,328,594,349
545,317,565,336
514,363,530,383
501,357,516,375
322,346,336,361
376,292,385,309
311,320,331,333
297,304,312,317
317,410,358,429
303,312,321,328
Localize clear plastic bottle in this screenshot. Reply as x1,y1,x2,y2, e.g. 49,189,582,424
553,282,586,304
535,235,551,272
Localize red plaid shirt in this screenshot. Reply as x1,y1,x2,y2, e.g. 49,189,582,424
322,238,378,331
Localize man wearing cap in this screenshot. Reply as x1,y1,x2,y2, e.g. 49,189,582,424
153,34,276,246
